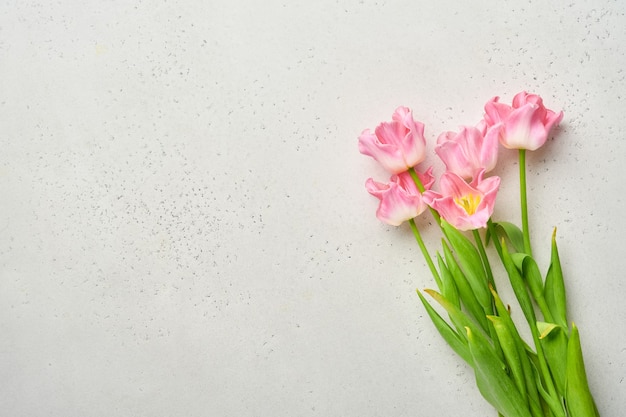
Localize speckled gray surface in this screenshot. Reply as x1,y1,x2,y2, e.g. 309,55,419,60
1,1,625,416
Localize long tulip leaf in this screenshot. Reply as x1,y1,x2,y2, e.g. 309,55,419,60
441,220,491,313
488,221,525,254
500,240,537,327
537,321,568,397
417,290,472,365
442,240,489,331
437,252,460,310
491,289,544,417
544,229,568,330
466,327,533,417
424,289,487,345
512,253,555,323
488,316,527,399
565,325,600,417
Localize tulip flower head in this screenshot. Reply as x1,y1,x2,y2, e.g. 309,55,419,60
365,168,434,226
484,91,563,151
423,169,500,231
435,123,501,181
358,106,427,174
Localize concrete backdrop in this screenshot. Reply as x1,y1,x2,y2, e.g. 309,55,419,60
1,1,625,416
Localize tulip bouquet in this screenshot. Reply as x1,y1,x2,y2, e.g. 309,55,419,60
359,92,599,417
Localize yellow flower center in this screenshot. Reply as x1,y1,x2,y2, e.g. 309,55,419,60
455,194,481,215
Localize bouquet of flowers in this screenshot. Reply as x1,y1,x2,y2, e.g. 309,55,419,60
358,92,599,417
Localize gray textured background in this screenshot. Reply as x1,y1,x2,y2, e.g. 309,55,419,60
1,0,625,416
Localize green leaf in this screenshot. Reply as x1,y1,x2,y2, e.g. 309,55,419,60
512,253,555,323
511,254,543,307
424,289,487,348
466,326,533,417
442,240,489,332
527,356,565,417
500,240,537,327
565,324,600,417
491,289,544,417
416,289,472,365
488,316,527,399
441,220,491,314
537,321,568,397
437,252,460,310
501,242,568,416
544,229,568,330
488,221,525,254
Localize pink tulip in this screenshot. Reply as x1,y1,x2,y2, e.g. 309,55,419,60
423,169,500,231
435,123,500,181
484,91,563,150
358,106,427,174
366,168,435,226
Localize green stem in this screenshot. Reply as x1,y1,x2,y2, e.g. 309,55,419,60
408,167,426,193
408,167,441,225
519,149,532,256
409,218,441,289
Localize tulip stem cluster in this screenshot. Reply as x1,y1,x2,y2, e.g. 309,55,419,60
359,92,599,417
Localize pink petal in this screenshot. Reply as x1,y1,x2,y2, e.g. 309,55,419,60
435,137,472,180
438,171,477,199
501,104,545,150
480,123,501,172
358,129,407,173
358,107,427,173
484,96,512,126
365,170,431,226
